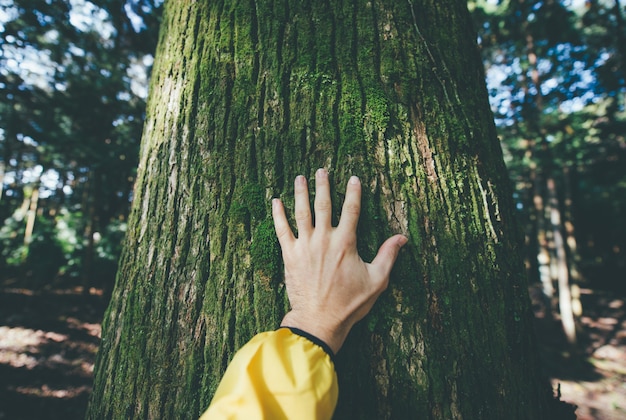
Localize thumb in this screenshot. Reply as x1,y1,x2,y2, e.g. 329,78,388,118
369,234,408,281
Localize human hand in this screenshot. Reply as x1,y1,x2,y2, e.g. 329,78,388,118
272,169,408,354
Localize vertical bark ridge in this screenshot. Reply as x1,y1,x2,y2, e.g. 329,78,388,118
327,1,342,168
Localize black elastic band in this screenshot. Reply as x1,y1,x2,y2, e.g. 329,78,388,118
279,326,337,366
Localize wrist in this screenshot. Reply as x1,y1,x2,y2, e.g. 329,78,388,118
280,311,350,354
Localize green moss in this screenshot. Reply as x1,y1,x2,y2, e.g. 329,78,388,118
230,182,266,221
246,183,267,219
365,88,390,133
337,79,366,157
250,218,281,279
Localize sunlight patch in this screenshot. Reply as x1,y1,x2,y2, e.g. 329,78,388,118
10,384,92,399
0,326,68,369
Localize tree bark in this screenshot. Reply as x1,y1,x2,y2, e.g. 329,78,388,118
88,1,553,418
563,165,582,318
22,180,40,263
533,167,554,303
0,161,5,204
547,177,576,344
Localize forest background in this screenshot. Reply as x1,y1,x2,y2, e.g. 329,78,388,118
0,0,624,419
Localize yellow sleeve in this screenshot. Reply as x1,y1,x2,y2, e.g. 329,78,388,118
200,328,338,420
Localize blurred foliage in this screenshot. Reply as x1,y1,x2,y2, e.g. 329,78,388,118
470,0,626,292
0,0,162,289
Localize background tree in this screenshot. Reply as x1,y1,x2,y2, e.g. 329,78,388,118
88,1,570,418
0,0,162,287
470,0,626,344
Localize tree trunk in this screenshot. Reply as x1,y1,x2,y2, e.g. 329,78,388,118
80,170,98,295
0,161,5,204
547,177,576,344
534,167,554,303
22,180,40,263
88,1,555,418
562,165,582,318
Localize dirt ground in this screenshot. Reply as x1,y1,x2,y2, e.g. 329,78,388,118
530,285,626,420
0,284,105,420
0,281,625,419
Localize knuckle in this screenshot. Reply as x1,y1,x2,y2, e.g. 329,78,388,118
294,209,311,221
344,202,360,215
274,225,291,240
338,234,356,248
315,199,332,211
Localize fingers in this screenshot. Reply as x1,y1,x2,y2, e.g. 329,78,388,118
272,198,295,247
338,176,361,234
314,168,332,228
369,234,409,287
294,175,313,237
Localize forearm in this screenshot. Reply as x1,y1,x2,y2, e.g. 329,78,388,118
201,328,338,420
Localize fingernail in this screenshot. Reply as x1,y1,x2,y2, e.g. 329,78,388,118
316,168,327,178
295,175,306,185
349,176,359,185
398,236,409,246
272,198,279,209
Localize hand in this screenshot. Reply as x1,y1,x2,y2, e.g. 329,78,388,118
272,168,408,354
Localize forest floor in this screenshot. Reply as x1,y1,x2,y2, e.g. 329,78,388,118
0,279,625,419
530,284,626,420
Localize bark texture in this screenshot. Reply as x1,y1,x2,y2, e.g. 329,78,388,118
88,1,552,418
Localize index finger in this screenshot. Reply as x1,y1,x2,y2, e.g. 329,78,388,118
337,176,361,234
272,198,295,247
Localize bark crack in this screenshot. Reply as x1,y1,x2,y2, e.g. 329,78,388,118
475,165,501,243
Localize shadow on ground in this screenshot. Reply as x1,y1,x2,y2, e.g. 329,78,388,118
1,280,625,419
0,283,105,420
530,284,626,420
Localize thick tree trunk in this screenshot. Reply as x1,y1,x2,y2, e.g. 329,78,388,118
88,1,554,418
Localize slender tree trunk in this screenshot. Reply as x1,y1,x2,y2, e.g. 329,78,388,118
522,16,554,304
17,194,30,217
562,165,582,317
88,1,556,418
22,181,40,263
81,171,99,295
547,177,576,344
534,169,554,302
612,0,626,92
519,9,576,341
0,161,5,204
